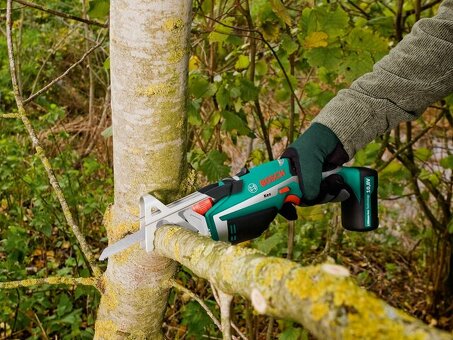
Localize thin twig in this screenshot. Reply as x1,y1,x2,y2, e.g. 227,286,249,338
202,14,306,118
24,38,105,104
170,279,222,331
82,87,111,157
211,283,247,340
33,311,49,340
217,288,233,340
6,0,102,277
0,276,97,289
12,0,108,28
0,113,21,118
376,111,445,172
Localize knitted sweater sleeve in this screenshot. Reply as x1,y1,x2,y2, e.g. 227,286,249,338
312,0,453,158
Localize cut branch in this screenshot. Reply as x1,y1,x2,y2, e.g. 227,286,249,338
0,276,98,289
155,226,452,340
6,0,101,277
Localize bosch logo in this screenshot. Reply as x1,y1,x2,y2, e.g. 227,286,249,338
248,183,258,193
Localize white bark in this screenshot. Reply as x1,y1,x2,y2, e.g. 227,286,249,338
95,1,192,338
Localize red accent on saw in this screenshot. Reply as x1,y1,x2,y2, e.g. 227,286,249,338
279,186,290,194
284,194,301,205
192,198,214,215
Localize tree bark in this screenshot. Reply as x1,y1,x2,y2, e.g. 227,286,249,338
155,226,452,340
95,1,192,338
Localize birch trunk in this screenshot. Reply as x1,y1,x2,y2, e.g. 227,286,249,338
95,1,192,338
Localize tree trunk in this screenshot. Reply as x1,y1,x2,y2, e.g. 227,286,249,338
95,1,192,338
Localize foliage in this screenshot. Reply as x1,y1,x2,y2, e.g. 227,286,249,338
0,0,452,338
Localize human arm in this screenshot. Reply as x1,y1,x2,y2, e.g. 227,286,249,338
283,0,453,201
313,0,453,158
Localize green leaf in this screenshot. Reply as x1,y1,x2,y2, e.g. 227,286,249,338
304,47,342,71
221,111,250,135
103,57,110,70
235,55,250,70
199,150,230,181
256,232,283,254
448,219,453,234
251,0,275,26
300,6,348,40
261,21,281,41
278,326,306,340
189,74,217,98
238,78,259,102
208,18,234,44
300,8,318,36
354,142,382,166
281,34,298,55
270,0,291,25
188,101,203,126
339,53,373,82
255,60,269,76
88,0,109,19
440,155,453,169
181,301,216,337
57,294,73,317
216,85,230,110
414,148,432,162
101,126,112,139
346,28,388,59
317,7,349,38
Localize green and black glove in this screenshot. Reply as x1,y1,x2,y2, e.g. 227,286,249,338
281,123,349,205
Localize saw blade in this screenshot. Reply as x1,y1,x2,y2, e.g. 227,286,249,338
99,228,144,261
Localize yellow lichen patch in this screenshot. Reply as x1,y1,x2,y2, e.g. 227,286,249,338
127,329,148,340
94,319,117,338
101,278,122,311
164,18,184,32
168,47,188,64
331,278,365,307
107,220,140,244
285,267,318,301
137,84,176,97
310,302,329,321
254,258,298,288
111,242,141,265
343,312,407,340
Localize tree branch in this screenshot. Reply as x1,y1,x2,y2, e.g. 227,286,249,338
213,285,234,340
24,38,105,104
0,276,98,289
0,113,21,118
12,0,108,28
6,0,102,277
169,279,222,331
155,226,452,340
376,111,445,172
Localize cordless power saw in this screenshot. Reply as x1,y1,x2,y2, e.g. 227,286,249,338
100,158,378,260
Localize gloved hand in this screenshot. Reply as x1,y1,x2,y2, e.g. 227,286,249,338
281,123,349,205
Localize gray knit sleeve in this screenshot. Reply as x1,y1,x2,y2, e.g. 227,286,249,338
313,0,453,158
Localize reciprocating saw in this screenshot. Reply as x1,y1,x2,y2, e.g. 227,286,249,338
100,158,378,260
